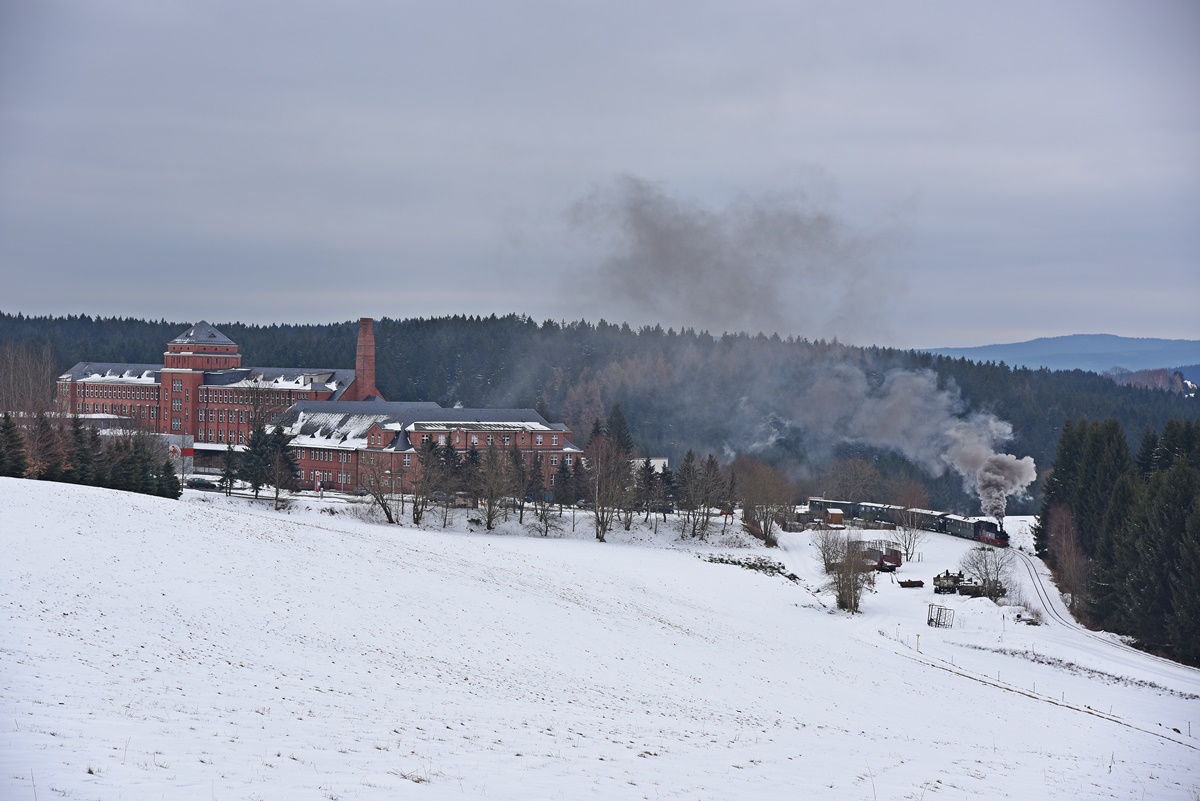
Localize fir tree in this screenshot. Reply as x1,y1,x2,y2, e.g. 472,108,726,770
239,424,271,499
608,403,634,454
266,427,299,508
1119,459,1198,650
553,457,573,508
220,444,240,496
1088,473,1143,627
1135,426,1160,478
1168,502,1200,665
157,459,182,499
0,412,30,478
61,416,96,486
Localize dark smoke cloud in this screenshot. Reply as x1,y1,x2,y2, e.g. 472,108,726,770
569,175,890,339
572,176,1034,516
783,366,1036,517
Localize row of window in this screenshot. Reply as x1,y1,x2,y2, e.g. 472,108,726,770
201,429,247,445
76,402,157,419
197,388,311,405
74,384,156,401
415,432,560,447
297,449,351,463
198,409,247,424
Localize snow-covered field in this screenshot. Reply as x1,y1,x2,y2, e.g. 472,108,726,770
2,478,1198,800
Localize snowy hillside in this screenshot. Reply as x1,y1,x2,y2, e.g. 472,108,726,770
2,479,1198,800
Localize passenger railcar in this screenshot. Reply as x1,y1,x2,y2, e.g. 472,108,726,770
805,498,1009,547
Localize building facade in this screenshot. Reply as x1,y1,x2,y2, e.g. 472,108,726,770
56,317,579,489
279,399,580,495
57,319,383,469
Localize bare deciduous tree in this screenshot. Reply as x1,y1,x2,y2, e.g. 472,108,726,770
357,454,400,524
735,456,793,548
1,342,57,415
584,434,627,542
819,458,883,503
1047,503,1090,610
476,444,514,530
959,545,1014,602
830,535,871,613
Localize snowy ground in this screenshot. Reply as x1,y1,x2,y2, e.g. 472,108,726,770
2,478,1198,800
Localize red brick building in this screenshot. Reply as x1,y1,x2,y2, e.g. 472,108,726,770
56,317,579,488
57,318,384,469
279,399,580,495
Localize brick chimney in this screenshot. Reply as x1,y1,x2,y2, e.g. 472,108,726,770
354,317,383,401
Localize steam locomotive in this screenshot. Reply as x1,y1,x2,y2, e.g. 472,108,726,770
807,498,1008,547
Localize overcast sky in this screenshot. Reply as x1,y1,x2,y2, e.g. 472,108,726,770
1,1,1196,348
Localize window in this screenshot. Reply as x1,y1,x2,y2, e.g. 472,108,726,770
239,411,245,424
172,379,182,392
171,418,181,431
471,435,478,446
486,435,494,446
552,435,559,445
535,434,544,445
421,434,430,444
219,410,226,423
172,398,181,411
503,435,511,446
238,430,245,444
437,434,446,446
549,474,556,486
551,455,559,466
219,429,225,443
566,455,573,465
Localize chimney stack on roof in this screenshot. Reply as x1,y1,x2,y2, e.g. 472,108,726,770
354,317,384,401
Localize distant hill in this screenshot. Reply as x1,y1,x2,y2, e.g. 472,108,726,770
924,334,1200,374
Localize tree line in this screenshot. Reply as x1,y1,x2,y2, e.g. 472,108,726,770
3,311,1196,514
1035,418,1200,665
0,412,181,500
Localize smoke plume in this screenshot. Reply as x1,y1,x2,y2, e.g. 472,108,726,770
570,177,1036,516
569,174,892,339
788,366,1036,517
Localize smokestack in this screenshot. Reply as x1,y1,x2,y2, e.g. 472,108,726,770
354,318,383,401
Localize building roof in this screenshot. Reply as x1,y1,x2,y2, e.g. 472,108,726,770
201,367,359,399
170,321,236,347
277,399,577,452
58,363,162,383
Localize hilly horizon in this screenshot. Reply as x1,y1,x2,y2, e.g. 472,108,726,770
923,333,1200,375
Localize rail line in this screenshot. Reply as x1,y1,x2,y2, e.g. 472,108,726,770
1010,546,1200,678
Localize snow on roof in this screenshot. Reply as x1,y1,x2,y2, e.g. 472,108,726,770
60,364,162,383
277,400,572,452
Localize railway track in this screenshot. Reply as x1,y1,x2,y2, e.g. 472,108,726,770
1010,546,1200,679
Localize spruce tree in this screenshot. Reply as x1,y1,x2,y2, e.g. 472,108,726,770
266,427,299,508
1168,502,1200,665
553,458,573,508
1119,459,1198,650
239,424,271,499
608,403,634,454
157,459,182,499
62,416,96,486
0,412,29,478
1088,473,1142,627
1135,426,1159,478
220,444,240,496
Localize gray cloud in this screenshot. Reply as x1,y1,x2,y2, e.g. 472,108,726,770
0,2,1197,345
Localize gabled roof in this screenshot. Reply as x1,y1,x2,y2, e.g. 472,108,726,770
170,321,236,347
